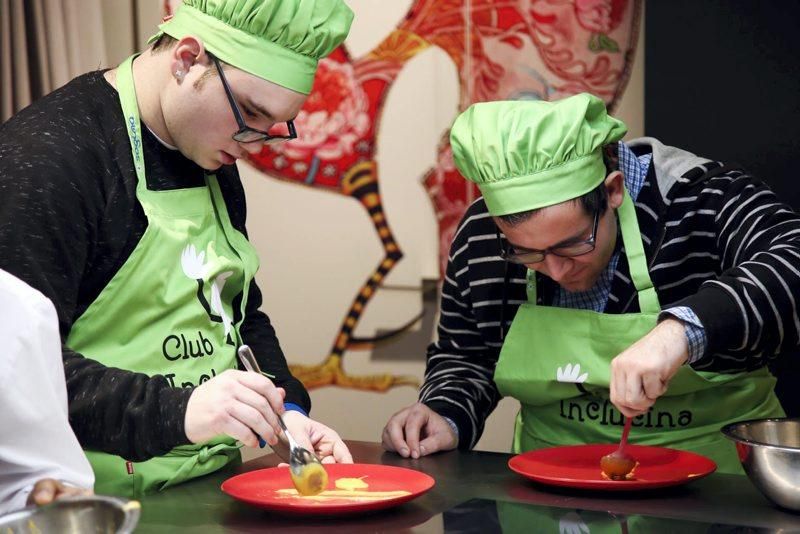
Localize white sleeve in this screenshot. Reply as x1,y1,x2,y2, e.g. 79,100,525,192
0,286,94,515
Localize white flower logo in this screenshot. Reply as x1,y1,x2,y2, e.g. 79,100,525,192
180,244,235,343
180,244,207,280
559,511,590,534
556,363,589,383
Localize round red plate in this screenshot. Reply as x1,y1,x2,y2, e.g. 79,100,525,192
221,463,435,515
508,444,716,491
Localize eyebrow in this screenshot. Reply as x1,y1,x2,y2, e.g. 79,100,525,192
243,99,276,122
244,98,300,125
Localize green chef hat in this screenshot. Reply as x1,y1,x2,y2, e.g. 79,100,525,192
450,93,627,216
151,0,354,95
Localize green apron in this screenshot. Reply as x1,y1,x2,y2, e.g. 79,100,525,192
67,55,259,497
494,189,784,474
497,501,710,534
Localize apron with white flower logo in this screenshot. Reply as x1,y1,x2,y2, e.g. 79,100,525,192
66,55,259,496
493,188,783,473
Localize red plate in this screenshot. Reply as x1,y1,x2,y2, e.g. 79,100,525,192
221,463,435,515
509,444,716,491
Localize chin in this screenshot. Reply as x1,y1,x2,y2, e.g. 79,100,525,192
200,159,223,171
561,281,590,293
179,147,221,171
561,274,599,293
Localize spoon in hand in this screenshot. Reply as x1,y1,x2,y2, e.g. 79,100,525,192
600,416,637,480
237,345,329,496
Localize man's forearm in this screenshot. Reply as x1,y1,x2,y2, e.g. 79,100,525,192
64,350,193,461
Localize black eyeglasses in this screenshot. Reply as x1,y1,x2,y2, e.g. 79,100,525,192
210,55,298,144
498,208,601,264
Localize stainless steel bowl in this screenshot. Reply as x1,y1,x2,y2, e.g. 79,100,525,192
0,495,140,533
722,417,800,512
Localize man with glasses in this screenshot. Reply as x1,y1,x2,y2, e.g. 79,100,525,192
383,94,794,473
0,0,353,496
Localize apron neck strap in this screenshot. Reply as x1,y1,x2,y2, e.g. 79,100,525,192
116,55,149,198
617,188,660,313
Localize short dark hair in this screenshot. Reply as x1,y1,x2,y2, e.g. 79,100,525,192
498,142,619,226
151,34,178,53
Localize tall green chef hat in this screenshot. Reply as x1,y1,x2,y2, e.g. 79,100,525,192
151,0,354,95
450,93,627,216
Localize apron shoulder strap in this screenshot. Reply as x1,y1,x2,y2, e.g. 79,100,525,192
617,190,661,314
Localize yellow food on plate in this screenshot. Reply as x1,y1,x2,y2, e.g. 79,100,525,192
334,477,369,491
289,462,329,496
275,488,411,502
278,473,411,502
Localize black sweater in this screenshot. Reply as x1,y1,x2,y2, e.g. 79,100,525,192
421,138,800,450
0,71,309,461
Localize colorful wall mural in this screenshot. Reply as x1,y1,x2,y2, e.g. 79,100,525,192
164,0,642,392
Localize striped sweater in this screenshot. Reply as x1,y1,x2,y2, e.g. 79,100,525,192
421,137,800,450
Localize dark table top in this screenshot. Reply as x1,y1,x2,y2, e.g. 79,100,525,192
135,441,800,533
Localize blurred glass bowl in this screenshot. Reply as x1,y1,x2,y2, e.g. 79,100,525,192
722,417,800,512
0,495,140,533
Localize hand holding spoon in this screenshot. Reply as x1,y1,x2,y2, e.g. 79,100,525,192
237,345,329,496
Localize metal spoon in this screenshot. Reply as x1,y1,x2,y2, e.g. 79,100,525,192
236,345,328,495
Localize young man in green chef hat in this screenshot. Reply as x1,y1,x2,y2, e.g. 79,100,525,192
0,0,354,497
383,93,796,473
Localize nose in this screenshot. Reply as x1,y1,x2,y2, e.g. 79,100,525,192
537,254,572,283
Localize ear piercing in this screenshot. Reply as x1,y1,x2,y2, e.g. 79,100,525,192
175,69,184,80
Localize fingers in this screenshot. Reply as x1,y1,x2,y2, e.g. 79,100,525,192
226,402,277,447
232,384,282,444
221,410,262,448
610,371,651,418
57,485,91,500
404,408,428,459
185,370,289,447
283,412,353,464
417,409,458,456
236,372,285,417
289,422,315,453
315,434,353,464
331,438,353,464
418,426,457,456
381,404,453,459
624,370,646,411
382,408,411,457
610,358,661,418
609,320,689,417
29,479,58,506
642,372,667,401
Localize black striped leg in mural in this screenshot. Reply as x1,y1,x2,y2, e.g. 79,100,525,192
288,161,420,391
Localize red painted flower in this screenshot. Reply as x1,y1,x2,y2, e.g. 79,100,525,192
273,59,370,161
574,0,626,33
